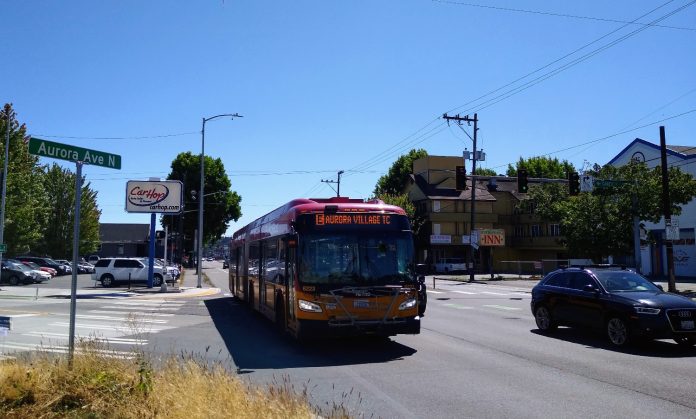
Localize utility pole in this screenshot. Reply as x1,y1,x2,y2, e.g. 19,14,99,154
443,113,479,283
321,170,344,197
659,126,677,292
0,106,13,273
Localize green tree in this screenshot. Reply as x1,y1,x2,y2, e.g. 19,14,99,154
0,104,48,255
162,152,242,254
527,162,696,260
376,193,425,236
37,163,101,258
474,167,497,176
506,156,575,178
373,149,428,196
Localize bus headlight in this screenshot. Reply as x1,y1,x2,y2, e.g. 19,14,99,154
399,298,417,311
298,299,323,313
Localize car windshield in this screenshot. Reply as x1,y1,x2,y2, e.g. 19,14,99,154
299,232,414,286
594,271,660,292
23,261,41,270
8,262,32,272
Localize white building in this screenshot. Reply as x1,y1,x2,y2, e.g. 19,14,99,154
608,138,695,278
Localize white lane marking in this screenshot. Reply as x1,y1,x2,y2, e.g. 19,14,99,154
49,322,166,332
453,290,476,295
443,303,474,310
108,301,185,306
89,310,174,317
22,332,148,345
4,313,40,318
100,305,182,311
480,291,510,296
483,305,522,311
53,313,168,324
0,341,137,359
426,290,444,294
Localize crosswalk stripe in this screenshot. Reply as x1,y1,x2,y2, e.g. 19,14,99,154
50,322,166,332
426,290,444,294
452,290,476,295
0,341,138,359
21,332,148,345
4,313,40,318
108,301,185,306
479,291,510,296
482,305,521,311
100,305,182,311
52,314,168,324
89,310,174,317
443,303,474,310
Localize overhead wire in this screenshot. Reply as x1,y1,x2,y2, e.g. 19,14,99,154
431,0,696,31
456,1,696,116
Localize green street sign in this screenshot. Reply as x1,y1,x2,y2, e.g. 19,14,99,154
0,244,6,253
28,138,121,170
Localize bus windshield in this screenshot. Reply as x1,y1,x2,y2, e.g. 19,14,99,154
299,231,414,286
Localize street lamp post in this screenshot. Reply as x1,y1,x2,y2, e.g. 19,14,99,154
198,113,242,288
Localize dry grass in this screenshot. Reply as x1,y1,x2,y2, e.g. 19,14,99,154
0,342,351,418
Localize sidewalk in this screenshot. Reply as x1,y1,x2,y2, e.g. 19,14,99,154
0,284,220,300
430,273,696,296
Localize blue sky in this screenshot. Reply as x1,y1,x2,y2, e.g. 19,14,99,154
2,0,695,236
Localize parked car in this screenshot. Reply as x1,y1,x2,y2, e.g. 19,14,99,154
54,260,73,275
92,258,174,287
531,266,696,347
78,262,95,274
20,261,57,277
1,260,40,285
144,258,179,280
15,256,68,276
434,258,468,273
222,259,229,269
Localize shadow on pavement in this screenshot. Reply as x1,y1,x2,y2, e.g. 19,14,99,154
531,328,696,358
204,297,417,372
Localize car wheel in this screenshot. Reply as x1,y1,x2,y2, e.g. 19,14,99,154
100,274,114,288
153,274,163,287
9,275,19,286
534,305,557,332
674,336,696,347
607,316,630,346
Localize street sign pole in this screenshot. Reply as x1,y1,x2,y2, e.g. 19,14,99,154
68,162,83,367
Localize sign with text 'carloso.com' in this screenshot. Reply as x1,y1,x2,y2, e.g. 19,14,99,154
125,180,183,214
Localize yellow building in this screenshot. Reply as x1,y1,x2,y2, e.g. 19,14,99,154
407,156,568,274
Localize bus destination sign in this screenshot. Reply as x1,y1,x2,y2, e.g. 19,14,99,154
316,214,392,226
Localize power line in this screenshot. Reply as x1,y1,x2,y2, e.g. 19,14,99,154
486,108,696,170
452,1,696,116
431,0,696,31
31,131,198,140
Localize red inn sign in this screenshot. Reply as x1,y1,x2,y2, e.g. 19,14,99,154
478,229,505,247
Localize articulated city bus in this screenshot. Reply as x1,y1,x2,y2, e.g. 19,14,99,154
229,197,425,339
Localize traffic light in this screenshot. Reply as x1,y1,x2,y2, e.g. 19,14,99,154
455,165,467,190
517,169,528,193
568,172,580,196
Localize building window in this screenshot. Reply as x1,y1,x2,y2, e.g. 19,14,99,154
117,244,124,255
433,200,441,213
433,223,441,235
514,225,526,237
549,224,561,236
531,224,541,237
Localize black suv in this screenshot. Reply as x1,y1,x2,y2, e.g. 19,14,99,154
15,256,69,276
531,266,696,347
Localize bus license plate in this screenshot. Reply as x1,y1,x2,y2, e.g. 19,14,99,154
681,320,695,330
353,300,370,308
